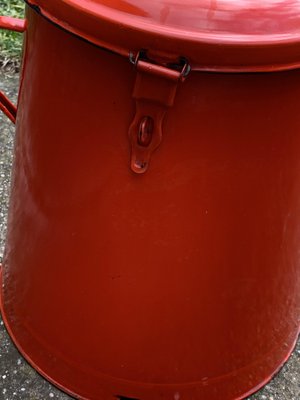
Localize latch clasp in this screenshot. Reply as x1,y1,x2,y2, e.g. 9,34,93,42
128,51,190,174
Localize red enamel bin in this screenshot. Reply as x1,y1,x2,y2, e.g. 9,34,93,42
1,1,300,399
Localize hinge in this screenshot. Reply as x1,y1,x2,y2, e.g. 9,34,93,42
128,50,190,174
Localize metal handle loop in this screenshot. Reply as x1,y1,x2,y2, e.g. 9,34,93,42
0,16,26,124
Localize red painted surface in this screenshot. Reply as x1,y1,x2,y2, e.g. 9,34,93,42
0,17,25,123
128,53,189,174
27,0,300,71
0,91,17,124
0,16,25,32
0,2,300,400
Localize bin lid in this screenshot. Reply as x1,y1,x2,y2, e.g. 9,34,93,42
27,0,300,72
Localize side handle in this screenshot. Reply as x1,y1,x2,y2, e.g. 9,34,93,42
0,16,26,124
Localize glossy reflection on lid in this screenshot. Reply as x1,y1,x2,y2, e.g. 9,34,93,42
27,0,300,71
59,0,300,38
30,0,300,39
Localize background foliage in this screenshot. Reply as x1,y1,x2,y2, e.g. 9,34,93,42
0,0,25,66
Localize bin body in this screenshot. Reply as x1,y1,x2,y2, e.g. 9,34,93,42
1,4,300,400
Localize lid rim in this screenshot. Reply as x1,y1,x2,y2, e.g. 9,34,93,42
27,0,300,46
26,0,300,73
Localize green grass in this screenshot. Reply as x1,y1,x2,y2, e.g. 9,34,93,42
0,0,25,66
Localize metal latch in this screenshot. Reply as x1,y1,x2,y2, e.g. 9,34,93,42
128,50,190,174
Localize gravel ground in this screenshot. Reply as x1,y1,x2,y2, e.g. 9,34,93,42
0,70,299,400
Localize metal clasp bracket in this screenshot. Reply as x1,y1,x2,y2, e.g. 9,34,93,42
128,50,190,174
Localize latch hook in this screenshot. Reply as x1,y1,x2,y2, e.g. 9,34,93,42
128,51,190,174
